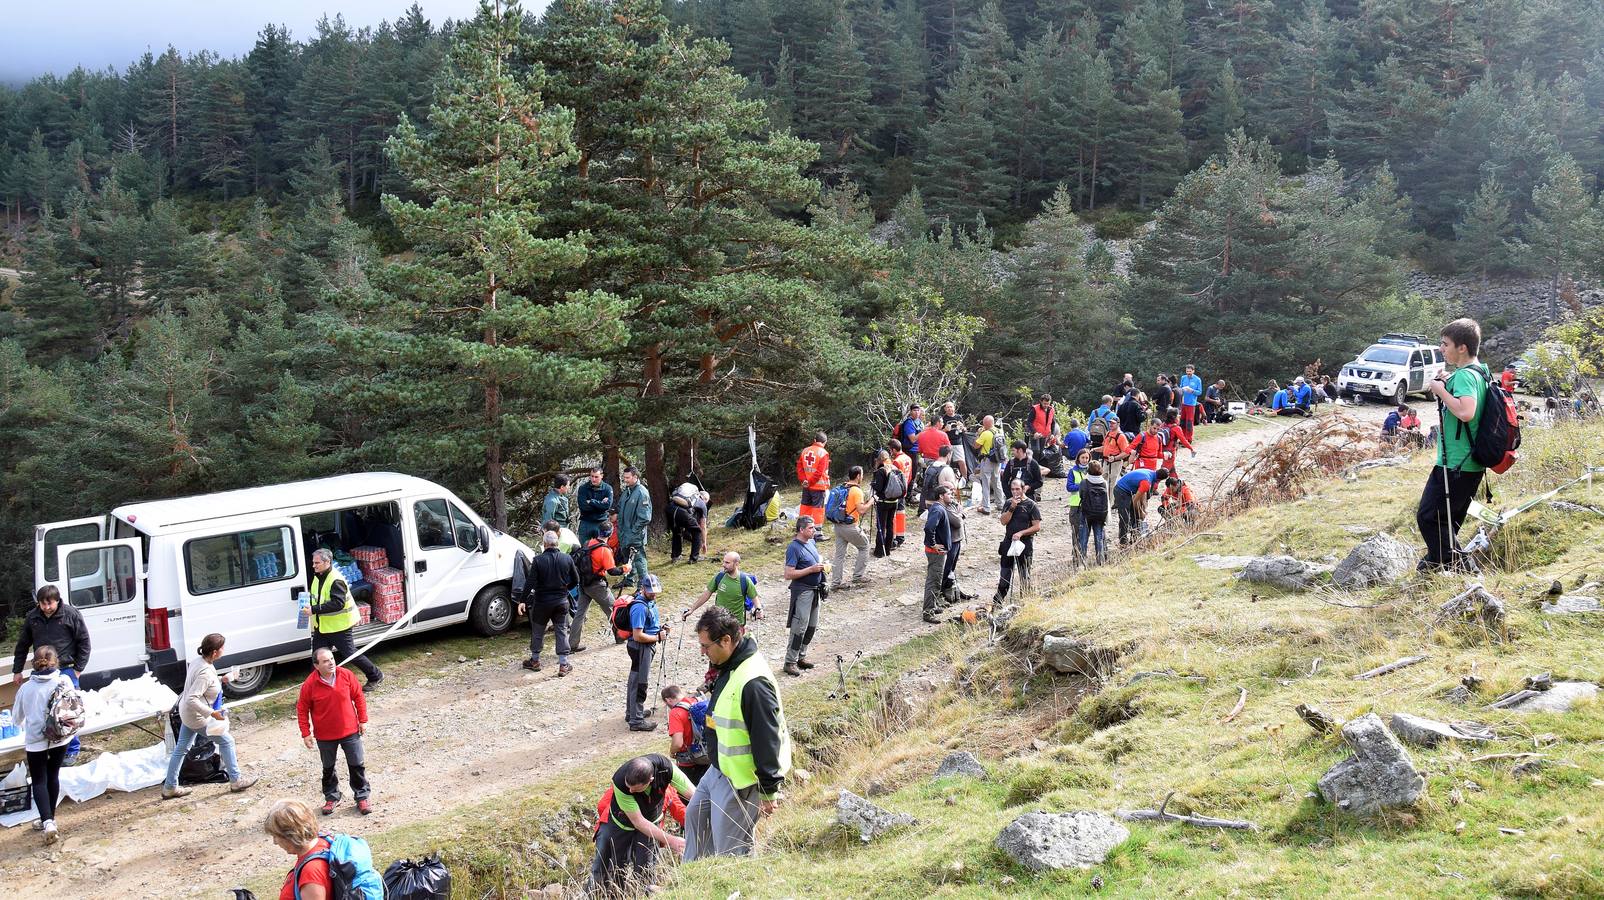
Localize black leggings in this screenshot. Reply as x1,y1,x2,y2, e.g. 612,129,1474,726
27,745,66,821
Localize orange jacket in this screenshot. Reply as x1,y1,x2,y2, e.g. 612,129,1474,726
893,452,913,482
797,442,831,491
1161,483,1195,511
1102,431,1130,461
1030,403,1057,438
1130,431,1165,464
1164,424,1193,453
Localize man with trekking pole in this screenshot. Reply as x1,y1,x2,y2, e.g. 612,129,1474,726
1417,318,1488,573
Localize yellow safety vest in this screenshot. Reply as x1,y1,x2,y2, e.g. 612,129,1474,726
710,650,792,792
310,569,357,634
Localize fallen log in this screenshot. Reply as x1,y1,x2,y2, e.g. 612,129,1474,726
1220,687,1248,723
1117,791,1259,832
1353,654,1428,680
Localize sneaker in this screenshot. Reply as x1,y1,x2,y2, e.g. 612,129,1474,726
523,659,542,672
161,785,193,800
783,662,802,677
61,752,80,767
30,819,42,831
796,658,816,670
321,799,338,816
558,663,573,677
923,613,942,624
230,776,259,793
42,819,57,843
362,676,384,693
357,798,373,815
628,721,659,732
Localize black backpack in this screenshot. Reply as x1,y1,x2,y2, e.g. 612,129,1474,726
574,542,600,586
1080,479,1109,523
921,463,946,500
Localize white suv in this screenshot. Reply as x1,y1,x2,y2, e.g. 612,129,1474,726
1337,333,1446,403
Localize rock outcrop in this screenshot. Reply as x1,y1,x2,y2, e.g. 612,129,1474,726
1317,713,1426,816
1239,556,1331,591
933,751,987,780
837,790,916,842
1333,533,1417,590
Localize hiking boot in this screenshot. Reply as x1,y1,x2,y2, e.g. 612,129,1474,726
320,799,338,816
230,776,259,793
922,612,942,624
42,819,57,843
796,658,816,670
160,785,192,800
362,675,383,693
782,661,802,677
558,663,573,678
62,751,80,767
523,658,542,672
628,721,659,732
357,798,373,815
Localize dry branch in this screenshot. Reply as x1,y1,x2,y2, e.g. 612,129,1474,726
1116,791,1259,832
1220,687,1248,722
1353,654,1428,680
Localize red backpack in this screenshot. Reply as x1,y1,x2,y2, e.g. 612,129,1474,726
1460,364,1521,474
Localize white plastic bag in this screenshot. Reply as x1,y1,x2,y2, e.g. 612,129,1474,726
1007,539,1026,557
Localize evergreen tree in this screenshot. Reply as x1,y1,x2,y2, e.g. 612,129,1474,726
1518,154,1604,317
12,218,99,361
244,24,303,196
917,58,1010,227
1069,51,1119,210
1357,161,1417,259
1111,59,1187,210
1267,0,1341,165
1454,173,1515,284
346,0,621,528
796,11,878,183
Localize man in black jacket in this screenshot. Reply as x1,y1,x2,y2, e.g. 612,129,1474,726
517,531,580,676
575,466,615,544
999,441,1043,501
683,607,789,861
1116,390,1146,437
12,585,91,762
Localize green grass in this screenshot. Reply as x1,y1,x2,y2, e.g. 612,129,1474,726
645,419,1604,899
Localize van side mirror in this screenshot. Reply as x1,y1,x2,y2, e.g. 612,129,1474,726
477,524,491,553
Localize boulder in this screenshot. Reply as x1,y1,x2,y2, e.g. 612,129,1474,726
1539,595,1601,615
995,811,1129,872
1333,533,1417,590
836,790,916,842
1507,681,1598,713
1389,713,1494,748
877,672,946,729
1317,713,1426,816
933,750,987,781
1041,636,1124,678
1239,556,1331,591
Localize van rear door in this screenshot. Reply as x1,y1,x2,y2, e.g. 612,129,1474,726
44,538,148,687
34,517,107,592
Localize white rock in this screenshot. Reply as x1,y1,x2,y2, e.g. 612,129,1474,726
1508,681,1598,713
1539,595,1601,615
1389,713,1493,748
1318,713,1426,816
995,811,1129,871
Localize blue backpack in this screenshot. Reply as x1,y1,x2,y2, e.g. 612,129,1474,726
674,699,712,767
823,483,853,524
293,833,386,900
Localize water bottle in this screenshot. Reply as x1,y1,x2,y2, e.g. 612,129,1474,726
296,590,311,630
0,710,16,740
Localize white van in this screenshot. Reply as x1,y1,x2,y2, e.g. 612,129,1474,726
32,473,530,697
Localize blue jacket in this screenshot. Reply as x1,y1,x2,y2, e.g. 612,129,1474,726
1179,374,1203,407
1295,384,1314,408
1271,390,1289,411
1115,469,1159,494
1062,429,1089,459
923,502,951,550
576,480,614,523
616,482,652,541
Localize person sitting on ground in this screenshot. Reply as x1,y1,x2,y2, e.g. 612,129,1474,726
1000,440,1043,501
662,685,710,785
1319,375,1338,403
1254,379,1280,409
1270,383,1291,415
1291,377,1315,415
588,754,695,894
1382,403,1406,441
1160,477,1196,522
1204,379,1226,422
1061,417,1090,462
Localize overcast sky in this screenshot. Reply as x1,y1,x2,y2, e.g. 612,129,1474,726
4,1,547,85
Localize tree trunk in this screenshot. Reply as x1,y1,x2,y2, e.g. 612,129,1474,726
484,266,506,529
643,343,668,537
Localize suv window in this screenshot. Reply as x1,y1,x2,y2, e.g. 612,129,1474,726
1433,349,1445,364
1409,351,1423,367
185,527,298,595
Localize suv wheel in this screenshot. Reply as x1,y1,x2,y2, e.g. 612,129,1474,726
1394,380,1408,401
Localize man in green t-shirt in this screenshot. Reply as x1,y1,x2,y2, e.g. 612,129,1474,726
682,551,762,627
1416,317,1487,572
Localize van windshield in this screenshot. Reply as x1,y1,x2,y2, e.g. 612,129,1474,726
1361,345,1409,366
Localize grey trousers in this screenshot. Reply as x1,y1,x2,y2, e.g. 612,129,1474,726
923,549,946,614
785,586,821,665
682,765,761,861
626,642,655,724
571,580,612,645
831,522,869,584
975,460,1002,511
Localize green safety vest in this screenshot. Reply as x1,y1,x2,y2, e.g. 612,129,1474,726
1067,468,1085,507
310,569,358,634
710,651,792,792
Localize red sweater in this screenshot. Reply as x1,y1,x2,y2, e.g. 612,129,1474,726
296,667,368,741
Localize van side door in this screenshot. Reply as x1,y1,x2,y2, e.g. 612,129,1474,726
43,538,147,687
409,498,492,621
179,522,306,670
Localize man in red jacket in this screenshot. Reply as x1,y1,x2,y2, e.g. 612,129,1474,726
297,647,372,816
796,432,831,525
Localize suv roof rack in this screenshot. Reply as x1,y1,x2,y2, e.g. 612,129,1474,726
1377,332,1427,346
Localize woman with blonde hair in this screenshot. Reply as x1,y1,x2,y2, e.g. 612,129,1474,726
265,799,330,900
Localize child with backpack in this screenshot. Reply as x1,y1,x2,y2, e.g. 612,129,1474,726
266,798,386,900
10,644,78,842
661,684,711,784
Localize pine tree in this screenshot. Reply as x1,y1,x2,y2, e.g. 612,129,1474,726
1069,51,1119,211
796,11,878,183
1267,0,1341,166
194,61,251,198
295,16,363,211
346,0,621,528
1358,161,1418,259
1111,59,1187,210
12,217,99,361
1454,173,1515,284
917,58,1010,227
244,24,302,196
1198,60,1247,159
1519,154,1604,317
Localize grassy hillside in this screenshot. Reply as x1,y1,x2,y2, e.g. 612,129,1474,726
656,419,1604,899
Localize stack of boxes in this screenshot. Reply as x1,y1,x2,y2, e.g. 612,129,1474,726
351,546,405,624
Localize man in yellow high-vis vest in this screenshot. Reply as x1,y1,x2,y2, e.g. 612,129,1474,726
309,549,383,690
682,607,791,860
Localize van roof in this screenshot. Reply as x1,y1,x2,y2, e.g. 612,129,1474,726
113,472,446,534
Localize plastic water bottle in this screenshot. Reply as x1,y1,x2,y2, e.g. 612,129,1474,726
0,710,16,740
296,590,311,630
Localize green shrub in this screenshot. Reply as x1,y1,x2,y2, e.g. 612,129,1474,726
1093,210,1150,240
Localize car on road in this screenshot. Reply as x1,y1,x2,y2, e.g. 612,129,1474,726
1337,333,1446,403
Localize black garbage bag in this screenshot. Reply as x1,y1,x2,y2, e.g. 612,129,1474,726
728,467,777,530
179,738,228,785
1038,446,1067,479
383,854,452,900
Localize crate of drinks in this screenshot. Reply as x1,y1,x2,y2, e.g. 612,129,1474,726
367,566,405,623
350,546,389,574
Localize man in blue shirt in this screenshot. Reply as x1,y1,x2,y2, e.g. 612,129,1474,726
896,404,923,453
625,575,668,732
782,517,826,677
1114,467,1168,546
1270,386,1291,414
1061,419,1090,460
1178,364,1203,439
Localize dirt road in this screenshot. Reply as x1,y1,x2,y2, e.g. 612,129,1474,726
0,405,1393,896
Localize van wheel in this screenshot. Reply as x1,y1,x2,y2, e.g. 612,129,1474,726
222,663,274,698
471,584,514,636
